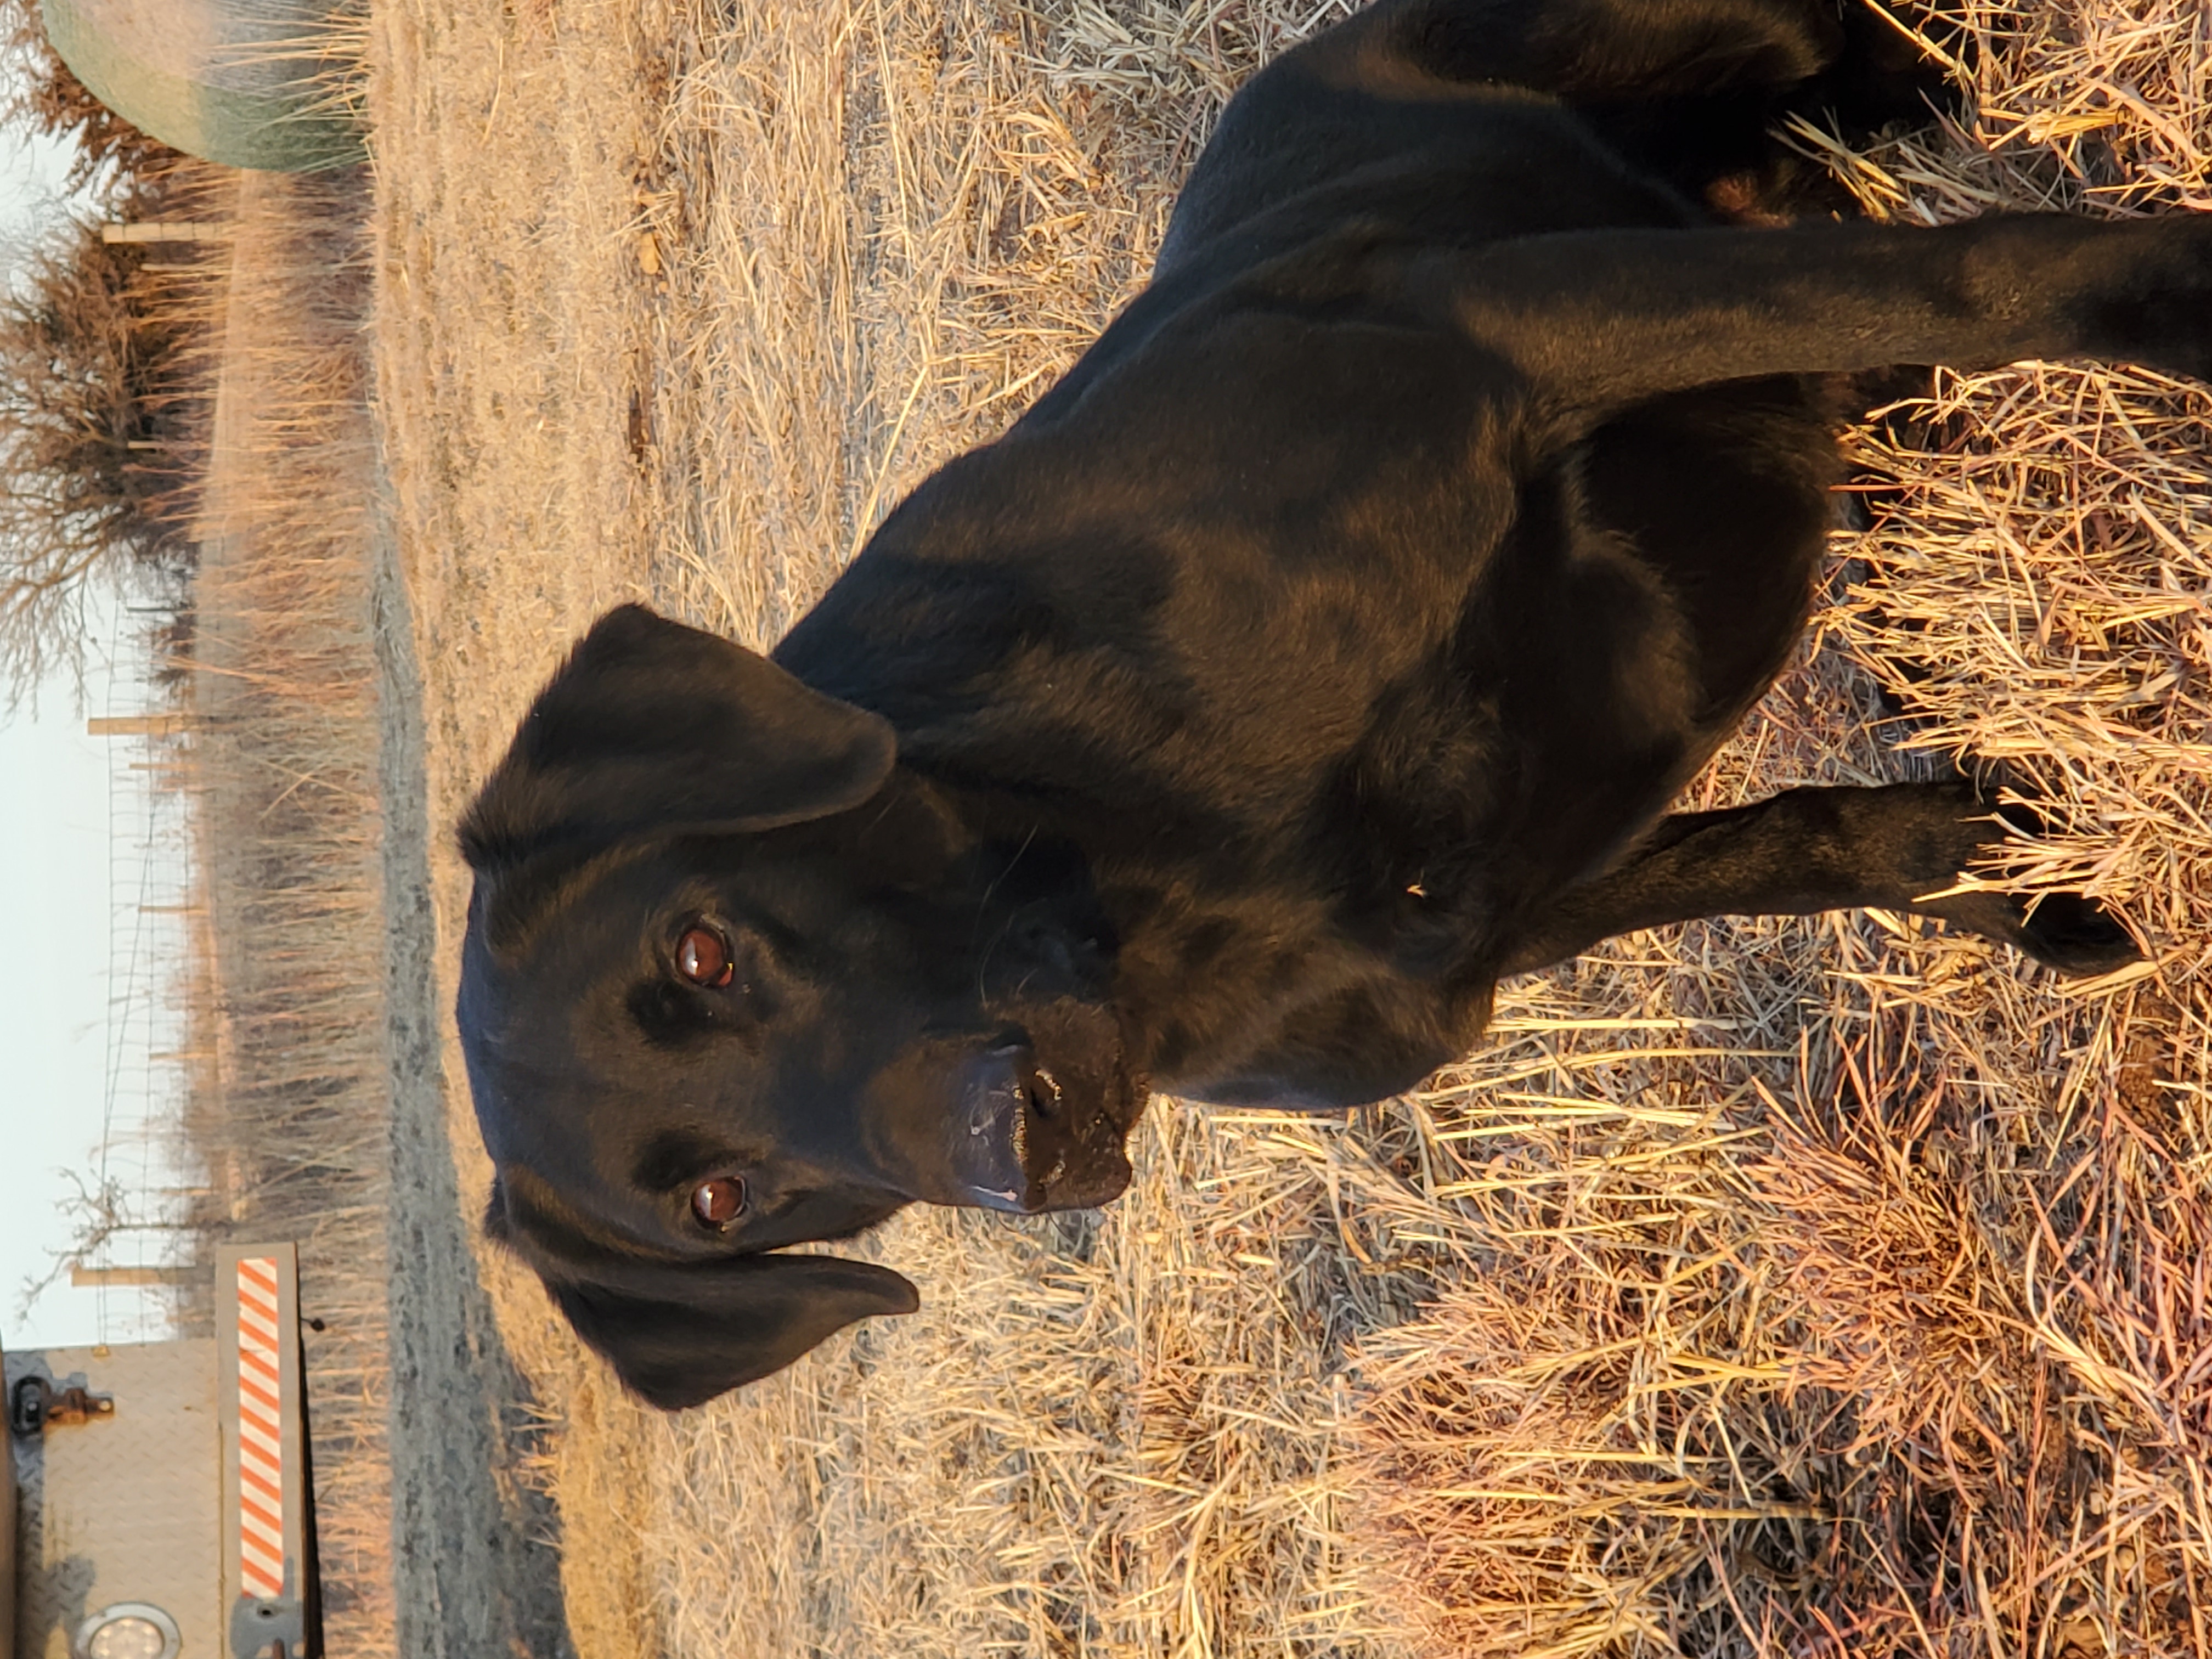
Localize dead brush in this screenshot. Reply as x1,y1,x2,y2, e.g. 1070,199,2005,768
161,162,397,1659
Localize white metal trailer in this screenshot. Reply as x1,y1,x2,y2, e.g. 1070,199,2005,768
5,1244,316,1659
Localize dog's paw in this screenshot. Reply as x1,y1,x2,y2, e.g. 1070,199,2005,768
1911,785,2143,976
2011,891,2142,977
2090,215,2212,387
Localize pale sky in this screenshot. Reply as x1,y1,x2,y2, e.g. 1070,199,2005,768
0,115,179,1352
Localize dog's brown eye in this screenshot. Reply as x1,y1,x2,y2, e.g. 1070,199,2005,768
675,926,735,988
691,1176,746,1228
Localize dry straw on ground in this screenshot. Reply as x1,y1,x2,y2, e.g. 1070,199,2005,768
369,1,2211,1655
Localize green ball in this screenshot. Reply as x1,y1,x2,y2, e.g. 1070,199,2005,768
43,0,365,173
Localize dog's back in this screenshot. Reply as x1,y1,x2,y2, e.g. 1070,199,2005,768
777,1,1870,1103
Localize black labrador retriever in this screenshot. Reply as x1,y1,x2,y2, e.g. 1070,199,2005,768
458,0,2205,1408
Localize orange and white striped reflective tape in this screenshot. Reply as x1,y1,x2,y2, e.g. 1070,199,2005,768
235,1255,287,1599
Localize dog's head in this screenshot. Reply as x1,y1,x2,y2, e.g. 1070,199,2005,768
458,604,1147,1407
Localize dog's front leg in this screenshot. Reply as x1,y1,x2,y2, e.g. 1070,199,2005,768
1496,782,2140,979
1418,215,2212,423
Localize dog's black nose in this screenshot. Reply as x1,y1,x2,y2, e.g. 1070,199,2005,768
952,1041,1129,1213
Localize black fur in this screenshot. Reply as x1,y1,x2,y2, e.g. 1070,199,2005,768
459,0,2202,1407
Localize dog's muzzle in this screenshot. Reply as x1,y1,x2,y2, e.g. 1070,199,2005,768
952,1041,1133,1212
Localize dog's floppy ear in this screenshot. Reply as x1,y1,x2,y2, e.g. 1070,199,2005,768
460,603,896,873
484,1170,923,1406
544,1251,921,1410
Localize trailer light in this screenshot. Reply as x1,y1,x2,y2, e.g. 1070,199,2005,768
72,1604,180,1659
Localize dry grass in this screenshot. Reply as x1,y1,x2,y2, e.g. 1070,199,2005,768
146,163,397,1655
1345,6,2212,1651
368,1,2212,1655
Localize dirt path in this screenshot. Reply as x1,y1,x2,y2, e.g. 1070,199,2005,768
374,522,575,1658
366,0,678,1649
